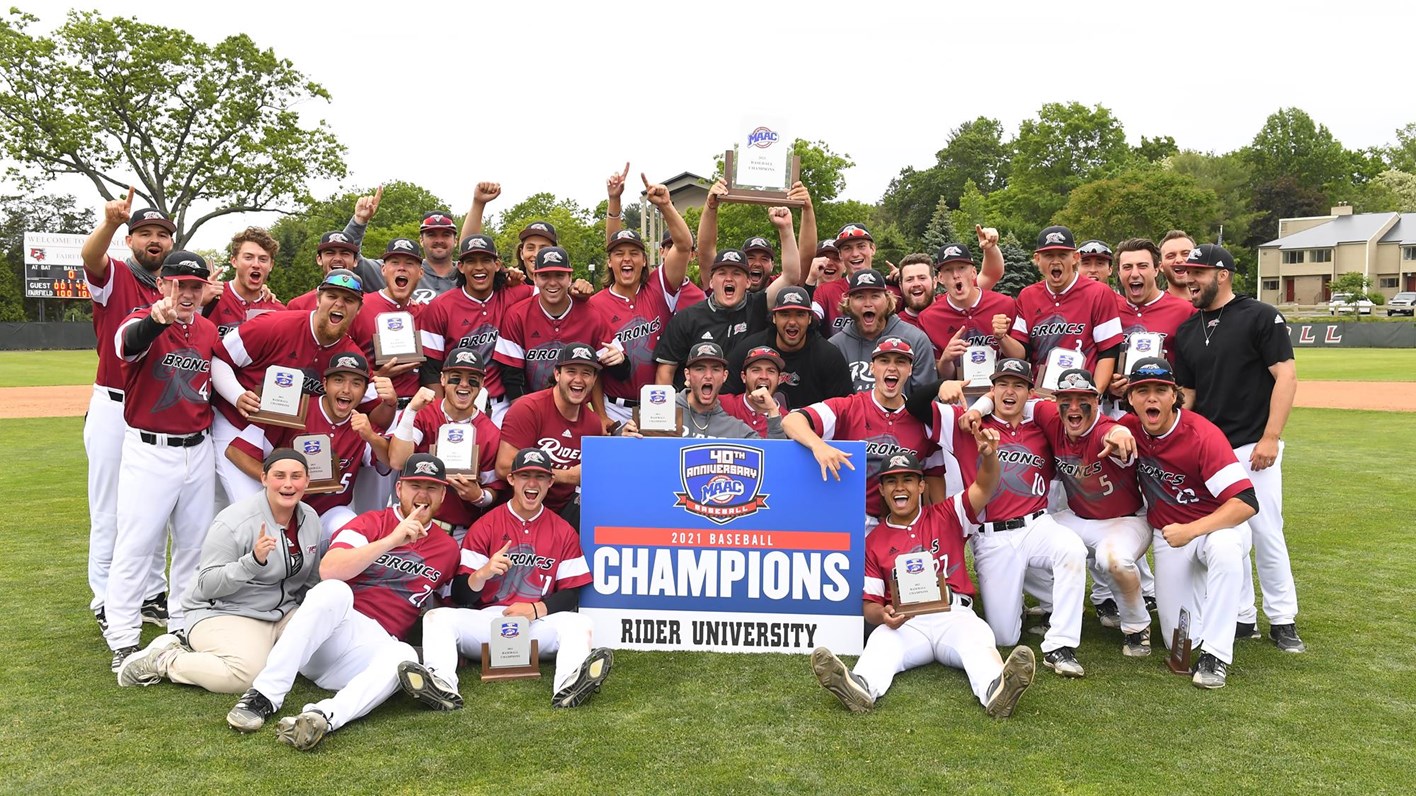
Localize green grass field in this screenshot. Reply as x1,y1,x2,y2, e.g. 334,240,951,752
0,350,97,387
3,408,1412,794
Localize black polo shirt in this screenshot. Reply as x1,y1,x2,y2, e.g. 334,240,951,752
723,328,854,407
653,292,770,388
1172,295,1294,448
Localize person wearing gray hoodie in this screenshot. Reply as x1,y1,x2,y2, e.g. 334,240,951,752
830,269,937,394
625,342,788,440
116,449,323,694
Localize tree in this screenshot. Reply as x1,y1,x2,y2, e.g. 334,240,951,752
485,192,604,281
1166,150,1260,251
1388,122,1416,173
920,196,960,255
992,232,1040,298
1244,108,1361,199
878,117,1009,241
1135,135,1179,164
1329,272,1377,306
1002,102,1131,228
1051,167,1222,247
0,10,346,247
0,193,94,321
1372,170,1416,212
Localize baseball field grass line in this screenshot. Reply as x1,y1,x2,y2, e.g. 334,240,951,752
1,410,1413,794
0,350,97,387
1294,348,1416,381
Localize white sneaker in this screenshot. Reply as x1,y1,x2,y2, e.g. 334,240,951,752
117,633,185,686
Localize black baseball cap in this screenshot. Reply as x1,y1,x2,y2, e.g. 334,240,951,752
323,352,370,379
534,246,573,273
685,341,728,367
607,229,647,253
742,236,774,256
400,453,448,485
383,238,423,262
815,239,839,256
1127,357,1177,389
318,231,359,254
836,223,873,244
419,212,456,233
934,243,975,267
772,286,812,313
1078,240,1113,260
660,230,696,248
877,451,924,479
318,268,364,298
518,221,559,244
1184,243,1236,271
160,251,210,282
742,345,785,370
443,347,485,373
846,269,887,294
510,447,555,475
458,234,498,260
991,358,1035,385
710,248,750,274
557,342,602,370
1036,226,1077,253
128,208,175,234
1053,368,1099,395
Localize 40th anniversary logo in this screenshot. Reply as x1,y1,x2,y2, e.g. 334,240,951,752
674,444,769,525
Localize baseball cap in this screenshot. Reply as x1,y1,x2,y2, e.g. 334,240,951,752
1035,226,1077,253
458,234,498,260
518,221,559,244
934,243,975,267
400,452,448,485
772,286,812,313
443,347,485,373
127,207,176,234
1127,357,1177,389
1053,368,1099,395
510,447,555,475
742,345,785,370
323,352,370,379
318,231,359,255
846,269,887,294
557,342,602,370
318,268,364,297
1078,240,1113,260
742,236,774,256
160,251,210,282
877,451,924,480
383,238,423,262
607,229,647,253
710,248,750,274
870,337,915,361
685,341,728,367
991,358,1035,385
419,211,456,233
835,223,873,244
815,239,838,256
534,246,573,273
1184,243,1236,271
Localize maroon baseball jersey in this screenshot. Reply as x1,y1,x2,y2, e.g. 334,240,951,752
213,310,365,428
864,493,978,602
331,507,460,639
348,290,424,398
1010,275,1124,372
419,284,533,400
495,296,617,393
86,257,162,390
1031,400,1142,520
499,388,603,513
918,290,1019,364
284,289,317,313
229,398,378,515
208,286,285,340
895,308,925,331
798,393,943,518
399,401,501,528
936,403,1054,522
589,269,679,400
457,503,592,608
718,391,788,439
1121,409,1254,529
676,277,707,309
1116,291,1196,365
114,309,219,434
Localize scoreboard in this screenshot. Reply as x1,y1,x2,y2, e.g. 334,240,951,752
23,232,127,299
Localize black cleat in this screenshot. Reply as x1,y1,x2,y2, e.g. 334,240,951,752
94,607,108,633
140,593,169,628
1122,628,1152,657
1235,621,1262,640
397,661,463,710
1144,595,1158,613
984,646,1035,719
1094,599,1120,629
811,647,875,713
553,648,613,708
227,688,277,732
110,645,139,673
1192,652,1228,689
1042,646,1085,678
1269,623,1306,653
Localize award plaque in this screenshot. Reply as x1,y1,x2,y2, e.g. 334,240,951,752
293,433,342,494
434,423,477,475
961,345,996,402
889,552,953,617
1167,606,1193,675
720,119,805,207
250,366,309,430
1121,331,1164,376
373,311,425,366
633,384,684,437
480,615,541,681
1036,347,1084,395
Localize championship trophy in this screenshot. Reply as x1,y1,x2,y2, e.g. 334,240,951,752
249,365,309,430
889,552,953,617
481,615,541,681
719,119,804,207
373,311,425,366
633,384,684,437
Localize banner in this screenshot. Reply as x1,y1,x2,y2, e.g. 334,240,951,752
580,437,867,655
1286,322,1416,348
24,232,126,299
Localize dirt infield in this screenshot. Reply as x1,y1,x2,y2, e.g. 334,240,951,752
1,380,1412,420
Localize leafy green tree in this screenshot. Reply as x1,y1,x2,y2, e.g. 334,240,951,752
1135,135,1179,163
485,192,604,281
1166,150,1260,251
1051,167,1222,247
0,10,346,247
0,193,94,321
993,232,1040,297
1371,170,1416,212
879,117,1009,241
921,196,960,254
1329,271,1377,306
1001,102,1131,229
1387,122,1416,173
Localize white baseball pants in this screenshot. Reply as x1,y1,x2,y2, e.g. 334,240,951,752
84,386,165,611
212,413,262,511
1052,511,1152,633
1153,522,1252,665
852,598,1002,705
421,605,594,693
1234,442,1298,626
971,513,1087,652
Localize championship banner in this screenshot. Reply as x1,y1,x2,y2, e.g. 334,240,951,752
580,437,867,655
23,231,126,299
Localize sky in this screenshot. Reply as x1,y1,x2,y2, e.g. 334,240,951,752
13,0,1414,250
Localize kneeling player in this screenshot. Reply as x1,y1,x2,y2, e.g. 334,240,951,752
397,447,613,710
811,440,1036,718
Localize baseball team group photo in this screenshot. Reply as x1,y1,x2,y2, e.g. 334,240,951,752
3,2,1414,793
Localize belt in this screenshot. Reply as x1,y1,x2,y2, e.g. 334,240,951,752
981,509,1046,534
954,594,974,609
107,390,123,403
138,430,206,448
608,397,639,408
487,394,508,405
396,397,412,410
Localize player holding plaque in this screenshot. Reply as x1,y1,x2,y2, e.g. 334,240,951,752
720,120,804,207
890,551,951,617
810,445,1037,718
347,238,428,406
1036,346,1084,395
919,238,1015,386
1103,237,1196,408
251,366,309,430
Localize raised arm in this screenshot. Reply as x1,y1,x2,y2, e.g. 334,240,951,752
462,182,500,239
696,178,728,286
605,163,629,242
81,186,135,279
794,182,817,278
976,226,1004,291
644,173,691,288
764,204,801,307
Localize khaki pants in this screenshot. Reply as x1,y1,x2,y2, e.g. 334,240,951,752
168,611,299,694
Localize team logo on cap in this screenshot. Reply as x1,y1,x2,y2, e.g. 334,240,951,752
446,428,464,443
720,251,742,263
466,238,488,249
749,237,768,248
542,250,565,264
413,460,439,476
453,351,477,366
392,239,415,251
780,292,805,305
693,343,717,358
747,127,779,148
1134,362,1169,377
1001,360,1025,373
522,450,547,465
142,211,162,220
904,557,925,575
530,223,550,232
334,356,360,369
326,232,348,243
177,259,199,268
571,345,594,360
675,444,769,525
498,621,520,639
615,230,637,240
887,454,913,470
943,246,963,258
1058,372,1092,391
856,272,880,285
1044,231,1066,245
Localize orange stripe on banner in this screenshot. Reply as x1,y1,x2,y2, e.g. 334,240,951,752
592,526,850,551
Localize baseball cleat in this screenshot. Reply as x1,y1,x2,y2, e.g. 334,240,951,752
984,646,1035,719
1025,604,1049,617
1269,623,1306,654
227,689,277,733
276,709,331,751
811,647,874,713
1026,612,1051,637
110,645,139,673
140,593,169,628
1121,628,1152,658
398,661,463,711
1191,653,1228,689
1095,599,1121,629
1144,595,1158,614
117,633,184,686
94,607,108,634
553,647,614,709
1042,646,1085,678
1235,621,1261,640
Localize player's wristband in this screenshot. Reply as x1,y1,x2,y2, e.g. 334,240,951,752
392,412,417,442
473,488,494,508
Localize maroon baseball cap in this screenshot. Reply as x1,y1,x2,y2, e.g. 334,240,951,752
420,212,456,233
870,337,915,361
742,345,785,370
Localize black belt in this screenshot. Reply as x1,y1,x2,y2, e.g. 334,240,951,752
396,397,412,410
107,390,123,403
981,509,1046,534
138,430,207,448
608,397,639,408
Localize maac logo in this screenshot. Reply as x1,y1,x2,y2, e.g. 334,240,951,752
1134,337,1153,353
747,127,779,148
445,428,464,443
674,444,769,525
274,371,295,388
301,438,323,455
386,315,404,331
904,557,925,575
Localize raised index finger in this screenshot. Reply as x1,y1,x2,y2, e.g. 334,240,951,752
641,172,651,190
622,162,631,180
373,184,384,204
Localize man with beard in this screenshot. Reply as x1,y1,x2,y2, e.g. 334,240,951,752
339,190,460,303
741,235,778,293
206,227,285,339
830,269,937,394
1077,240,1115,288
105,251,221,671
225,352,391,543
1158,230,1195,302
396,447,614,712
591,173,692,425
919,241,1018,381
387,348,503,544
1171,244,1303,654
723,286,851,407
718,346,792,438
347,238,428,402
284,228,377,312
1006,226,1123,394
79,189,175,634
894,254,937,331
622,342,785,439
497,345,606,528
418,234,534,426
811,223,889,337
